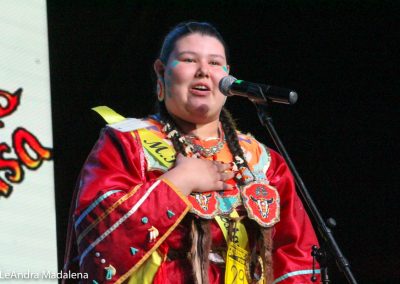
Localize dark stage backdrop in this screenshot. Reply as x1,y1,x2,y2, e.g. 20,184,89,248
48,1,399,283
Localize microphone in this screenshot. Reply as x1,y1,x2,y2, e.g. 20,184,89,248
219,75,298,105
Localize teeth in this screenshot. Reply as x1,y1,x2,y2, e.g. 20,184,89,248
194,85,208,90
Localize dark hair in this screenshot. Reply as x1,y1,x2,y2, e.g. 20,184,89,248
158,21,229,64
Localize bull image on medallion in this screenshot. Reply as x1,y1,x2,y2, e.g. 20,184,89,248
250,195,274,218
194,193,212,211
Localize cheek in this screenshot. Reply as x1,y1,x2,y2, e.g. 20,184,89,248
164,67,182,97
173,70,191,84
164,71,191,98
168,62,196,83
219,94,228,104
212,69,228,85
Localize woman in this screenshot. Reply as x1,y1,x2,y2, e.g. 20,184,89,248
64,22,321,284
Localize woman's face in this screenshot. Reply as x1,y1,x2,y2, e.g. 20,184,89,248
158,33,229,125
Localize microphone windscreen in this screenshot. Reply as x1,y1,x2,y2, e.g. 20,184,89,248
219,75,237,96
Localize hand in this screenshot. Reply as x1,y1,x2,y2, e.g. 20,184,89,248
160,153,235,196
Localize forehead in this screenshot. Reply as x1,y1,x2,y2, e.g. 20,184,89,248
172,33,226,58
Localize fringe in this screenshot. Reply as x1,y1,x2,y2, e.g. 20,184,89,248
190,218,211,284
189,217,274,284
261,227,273,284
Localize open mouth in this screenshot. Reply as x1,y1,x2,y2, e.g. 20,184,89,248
193,85,209,90
191,83,211,93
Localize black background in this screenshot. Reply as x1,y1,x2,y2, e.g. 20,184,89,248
48,1,399,283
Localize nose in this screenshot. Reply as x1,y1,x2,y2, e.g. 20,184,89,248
195,61,210,78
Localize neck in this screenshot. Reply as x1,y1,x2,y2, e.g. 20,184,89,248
170,115,220,140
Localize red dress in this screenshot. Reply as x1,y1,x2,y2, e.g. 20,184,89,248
63,117,321,283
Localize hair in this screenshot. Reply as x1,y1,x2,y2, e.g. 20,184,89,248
155,21,272,284
158,21,229,65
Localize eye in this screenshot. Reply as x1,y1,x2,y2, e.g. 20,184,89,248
183,58,195,63
209,60,221,66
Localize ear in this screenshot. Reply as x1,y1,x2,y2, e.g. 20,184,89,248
154,59,165,79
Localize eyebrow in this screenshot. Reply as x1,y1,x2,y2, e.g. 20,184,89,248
177,51,226,60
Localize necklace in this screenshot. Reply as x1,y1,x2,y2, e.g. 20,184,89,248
186,137,226,157
161,118,250,181
162,119,226,157
184,124,226,157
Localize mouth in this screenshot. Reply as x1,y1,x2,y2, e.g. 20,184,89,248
190,83,211,95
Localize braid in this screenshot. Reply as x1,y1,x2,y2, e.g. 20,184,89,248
158,102,187,155
220,107,273,283
220,107,252,185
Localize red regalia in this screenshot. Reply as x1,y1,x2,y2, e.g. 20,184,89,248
63,115,321,283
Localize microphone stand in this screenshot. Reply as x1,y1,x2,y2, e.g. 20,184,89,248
253,102,358,284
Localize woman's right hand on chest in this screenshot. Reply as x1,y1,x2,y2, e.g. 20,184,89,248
160,154,235,196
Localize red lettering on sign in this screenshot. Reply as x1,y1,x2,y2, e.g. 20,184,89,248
13,128,52,169
0,88,22,119
0,143,23,197
0,88,53,198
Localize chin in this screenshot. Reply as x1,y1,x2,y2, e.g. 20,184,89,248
189,104,221,117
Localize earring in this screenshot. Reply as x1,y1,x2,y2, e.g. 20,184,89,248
157,79,164,102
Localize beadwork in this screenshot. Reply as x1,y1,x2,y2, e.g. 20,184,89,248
163,121,226,157
161,119,248,179
186,136,226,157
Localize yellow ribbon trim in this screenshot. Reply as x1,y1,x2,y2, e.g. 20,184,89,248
92,106,125,124
137,129,175,168
92,105,175,168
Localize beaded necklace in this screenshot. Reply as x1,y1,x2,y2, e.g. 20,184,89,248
161,119,250,181
184,124,226,158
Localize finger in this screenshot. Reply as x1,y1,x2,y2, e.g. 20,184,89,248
214,182,234,191
215,162,232,173
215,180,225,191
223,183,234,190
220,171,235,181
212,160,220,168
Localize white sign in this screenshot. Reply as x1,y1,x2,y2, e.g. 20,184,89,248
0,1,57,283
